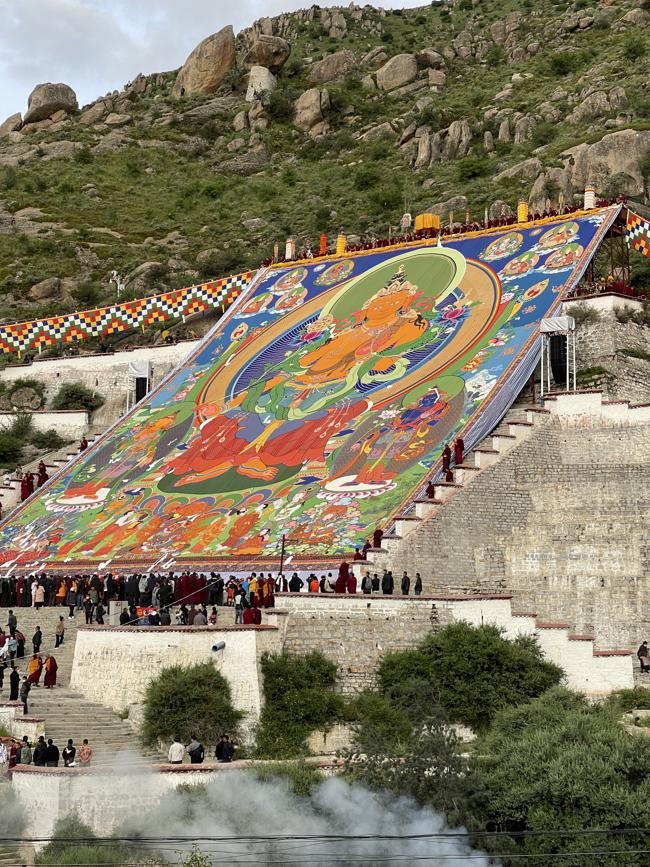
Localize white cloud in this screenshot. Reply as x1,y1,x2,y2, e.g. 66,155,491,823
0,0,424,120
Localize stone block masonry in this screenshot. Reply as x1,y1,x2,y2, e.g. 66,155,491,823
70,624,281,731
383,413,650,649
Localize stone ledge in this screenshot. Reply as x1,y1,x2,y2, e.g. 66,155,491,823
76,624,278,633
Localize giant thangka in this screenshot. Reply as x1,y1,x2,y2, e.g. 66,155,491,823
0,207,620,572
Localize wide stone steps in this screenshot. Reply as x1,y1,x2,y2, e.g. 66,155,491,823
350,396,637,694
0,606,162,764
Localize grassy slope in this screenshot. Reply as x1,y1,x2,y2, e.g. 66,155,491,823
0,0,648,322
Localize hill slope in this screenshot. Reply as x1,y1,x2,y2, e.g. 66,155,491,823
0,0,648,322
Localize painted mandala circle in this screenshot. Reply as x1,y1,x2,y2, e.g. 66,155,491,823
314,260,354,286
273,267,308,294
481,232,523,261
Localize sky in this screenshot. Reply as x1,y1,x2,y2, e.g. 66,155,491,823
0,0,426,121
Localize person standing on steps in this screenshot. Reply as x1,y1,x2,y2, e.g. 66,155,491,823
32,626,42,655
45,738,59,767
55,617,65,648
43,655,57,689
77,739,92,767
215,734,234,763
168,736,185,765
637,641,650,673
62,739,76,767
33,736,47,766
187,734,204,764
19,676,30,715
67,584,76,619
9,664,19,701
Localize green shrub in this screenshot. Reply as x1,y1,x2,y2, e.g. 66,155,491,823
377,622,563,732
472,688,650,864
623,33,647,61
267,90,295,123
6,412,33,439
254,761,325,796
0,433,23,467
1,166,17,191
142,662,242,747
531,120,557,148
255,650,344,758
606,687,650,712
485,44,506,68
73,146,93,165
457,156,490,182
36,815,143,866
565,303,601,325
547,51,582,76
30,428,66,451
51,383,105,413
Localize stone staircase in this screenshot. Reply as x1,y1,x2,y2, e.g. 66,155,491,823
0,433,101,515
0,606,160,765
352,393,640,694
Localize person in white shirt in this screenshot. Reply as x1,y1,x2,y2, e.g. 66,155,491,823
168,736,185,764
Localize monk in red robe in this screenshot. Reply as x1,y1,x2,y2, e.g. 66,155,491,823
37,462,48,487
335,562,349,593
20,476,31,502
43,655,58,689
442,445,452,473
372,528,383,549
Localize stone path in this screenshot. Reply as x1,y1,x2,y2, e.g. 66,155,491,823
1,605,160,765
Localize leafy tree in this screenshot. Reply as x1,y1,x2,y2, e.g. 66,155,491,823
471,688,650,865
0,433,23,467
142,662,242,747
377,622,563,732
51,383,105,413
255,650,344,758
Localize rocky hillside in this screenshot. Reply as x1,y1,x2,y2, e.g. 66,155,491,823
0,0,649,322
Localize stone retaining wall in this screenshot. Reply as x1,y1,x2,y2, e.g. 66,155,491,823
70,625,281,729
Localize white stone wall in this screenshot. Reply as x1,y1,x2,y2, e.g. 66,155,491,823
69,625,281,725
0,341,198,427
0,410,88,440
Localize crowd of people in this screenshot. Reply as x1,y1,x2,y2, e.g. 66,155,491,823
1,735,93,772
167,733,235,765
0,610,64,714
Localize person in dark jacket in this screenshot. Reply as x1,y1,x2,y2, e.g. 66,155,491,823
381,570,394,595
187,735,204,764
32,626,42,654
62,739,76,767
9,664,19,700
33,736,48,766
215,735,234,763
45,739,59,767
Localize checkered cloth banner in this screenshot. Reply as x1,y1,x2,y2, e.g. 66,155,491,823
625,210,650,258
0,271,253,355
